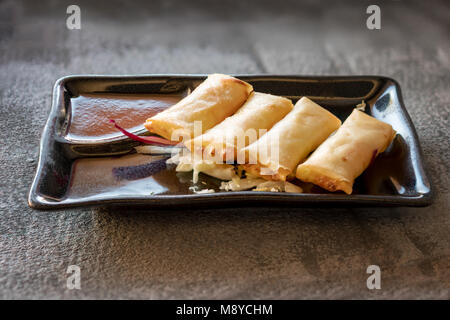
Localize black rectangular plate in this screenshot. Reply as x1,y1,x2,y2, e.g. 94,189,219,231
29,75,433,209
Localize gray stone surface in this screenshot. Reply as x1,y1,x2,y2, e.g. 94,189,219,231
0,0,449,299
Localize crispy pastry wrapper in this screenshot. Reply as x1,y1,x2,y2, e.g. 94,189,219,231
144,74,253,141
296,109,396,194
242,97,342,181
186,92,293,161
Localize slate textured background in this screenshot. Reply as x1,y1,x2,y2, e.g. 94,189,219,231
0,0,449,299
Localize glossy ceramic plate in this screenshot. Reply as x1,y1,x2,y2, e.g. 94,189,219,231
29,75,432,209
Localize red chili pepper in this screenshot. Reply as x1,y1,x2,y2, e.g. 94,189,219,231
109,120,178,145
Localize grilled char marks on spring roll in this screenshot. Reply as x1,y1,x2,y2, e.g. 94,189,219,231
296,109,396,194
185,92,293,161
144,74,253,142
242,97,342,181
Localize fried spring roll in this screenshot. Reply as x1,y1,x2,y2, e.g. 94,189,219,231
186,92,293,161
296,109,396,194
242,97,341,181
144,74,253,141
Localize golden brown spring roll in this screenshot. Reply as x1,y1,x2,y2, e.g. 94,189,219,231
186,92,293,161
296,109,396,194
144,74,253,141
242,97,341,181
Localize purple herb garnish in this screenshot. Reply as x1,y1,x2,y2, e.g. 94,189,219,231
109,119,177,145
112,157,168,181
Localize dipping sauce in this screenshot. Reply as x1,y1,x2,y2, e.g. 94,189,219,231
66,93,181,140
